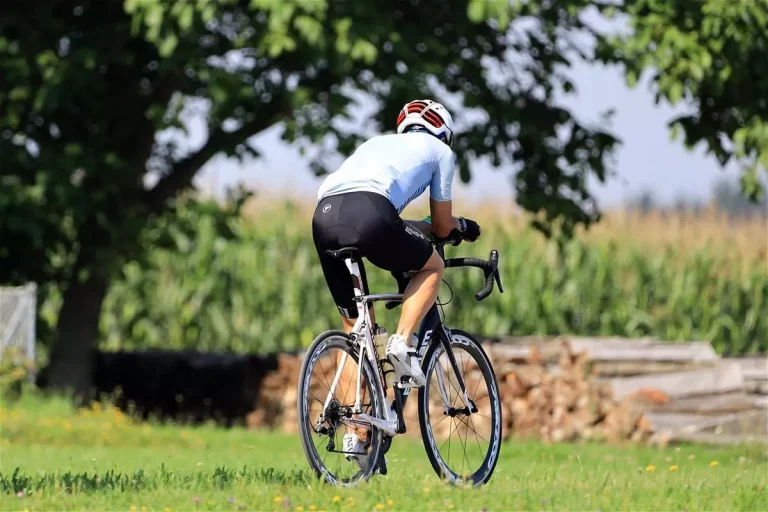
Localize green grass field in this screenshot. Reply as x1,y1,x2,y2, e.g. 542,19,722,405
1,395,766,511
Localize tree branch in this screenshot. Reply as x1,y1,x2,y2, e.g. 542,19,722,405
143,104,288,212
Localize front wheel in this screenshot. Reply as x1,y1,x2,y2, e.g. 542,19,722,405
418,329,502,486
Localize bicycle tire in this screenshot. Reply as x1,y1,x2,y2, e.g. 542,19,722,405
417,329,502,486
297,330,386,486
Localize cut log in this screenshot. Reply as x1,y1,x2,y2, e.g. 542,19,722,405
605,362,745,401
647,392,756,414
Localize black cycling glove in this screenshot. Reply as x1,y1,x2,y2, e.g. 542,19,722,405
458,217,481,242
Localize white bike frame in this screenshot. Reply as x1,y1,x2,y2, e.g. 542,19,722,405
319,255,463,438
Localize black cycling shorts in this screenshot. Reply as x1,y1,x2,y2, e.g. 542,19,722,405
312,191,434,318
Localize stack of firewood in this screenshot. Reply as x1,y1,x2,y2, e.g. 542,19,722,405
246,341,656,444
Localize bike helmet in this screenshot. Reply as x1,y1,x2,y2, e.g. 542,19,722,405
396,99,454,147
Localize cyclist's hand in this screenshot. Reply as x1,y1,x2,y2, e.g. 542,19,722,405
459,217,481,242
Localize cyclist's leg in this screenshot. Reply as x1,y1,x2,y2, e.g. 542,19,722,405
396,249,444,338
361,198,437,347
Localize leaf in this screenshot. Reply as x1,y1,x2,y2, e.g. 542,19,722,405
467,0,485,23
732,127,748,156
294,15,323,45
145,3,164,28
8,87,28,101
625,69,638,88
124,0,139,15
179,4,195,31
158,34,178,57
667,81,683,104
350,39,377,64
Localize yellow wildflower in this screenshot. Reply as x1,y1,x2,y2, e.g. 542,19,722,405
332,496,341,503
274,496,283,503
296,507,304,511
375,505,384,510
386,500,394,506
710,461,719,467
130,506,137,512
423,487,431,493
669,465,678,471
309,506,317,511
646,465,655,472
141,507,148,511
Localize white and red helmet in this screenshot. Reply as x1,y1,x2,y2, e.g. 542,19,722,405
396,99,454,147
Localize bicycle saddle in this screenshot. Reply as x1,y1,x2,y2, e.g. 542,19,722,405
326,247,361,260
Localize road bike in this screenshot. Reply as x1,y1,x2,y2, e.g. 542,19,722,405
297,236,504,486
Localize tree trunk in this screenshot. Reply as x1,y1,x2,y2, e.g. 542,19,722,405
46,255,109,399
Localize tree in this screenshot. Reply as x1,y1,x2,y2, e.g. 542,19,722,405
1,0,619,396
597,0,768,200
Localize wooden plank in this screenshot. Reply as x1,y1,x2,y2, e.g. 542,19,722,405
592,360,715,377
754,396,768,409
491,336,719,363
606,362,744,401
745,380,768,395
646,410,762,433
730,357,768,380
567,338,719,362
644,412,719,432
647,410,767,439
648,392,756,414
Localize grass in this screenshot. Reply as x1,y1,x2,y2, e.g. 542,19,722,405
1,395,767,511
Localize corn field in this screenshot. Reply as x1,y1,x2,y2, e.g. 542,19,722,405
97,199,767,356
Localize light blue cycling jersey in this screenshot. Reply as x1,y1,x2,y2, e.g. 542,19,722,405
317,132,455,214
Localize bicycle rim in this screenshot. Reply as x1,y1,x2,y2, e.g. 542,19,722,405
418,329,502,486
297,331,384,486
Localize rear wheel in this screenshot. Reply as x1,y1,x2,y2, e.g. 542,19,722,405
297,331,385,486
417,329,502,486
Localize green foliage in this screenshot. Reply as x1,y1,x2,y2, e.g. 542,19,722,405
598,0,768,200
93,201,767,356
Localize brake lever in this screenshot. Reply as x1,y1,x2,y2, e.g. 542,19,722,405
489,249,503,293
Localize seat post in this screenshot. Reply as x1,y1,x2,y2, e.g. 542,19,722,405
344,257,367,299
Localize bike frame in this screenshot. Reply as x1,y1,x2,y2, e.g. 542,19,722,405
319,252,473,438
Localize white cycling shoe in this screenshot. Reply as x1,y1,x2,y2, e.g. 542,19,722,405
385,334,426,387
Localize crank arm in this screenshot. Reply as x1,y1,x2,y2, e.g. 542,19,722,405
340,413,399,437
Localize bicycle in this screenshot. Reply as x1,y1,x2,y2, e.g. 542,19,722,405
297,234,504,487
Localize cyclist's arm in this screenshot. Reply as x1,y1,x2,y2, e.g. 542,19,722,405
429,199,461,238
429,147,461,238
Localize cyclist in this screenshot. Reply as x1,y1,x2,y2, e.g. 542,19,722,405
312,99,481,466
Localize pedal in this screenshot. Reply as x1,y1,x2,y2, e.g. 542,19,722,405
376,451,388,476
393,388,406,435
395,376,419,389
